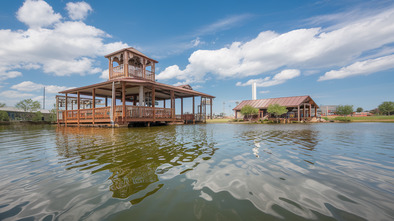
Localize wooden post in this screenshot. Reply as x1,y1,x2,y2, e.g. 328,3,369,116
124,51,128,77
170,90,174,120
303,103,306,121
200,96,202,121
65,93,68,126
163,99,166,108
109,58,113,79
309,103,312,118
152,85,155,121
315,106,317,117
181,97,183,121
297,105,300,122
77,92,80,126
210,98,213,120
105,97,108,107
122,82,126,121
133,95,137,106
56,96,59,125
92,88,95,125
192,96,195,124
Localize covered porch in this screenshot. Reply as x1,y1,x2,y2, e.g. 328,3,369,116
56,79,214,127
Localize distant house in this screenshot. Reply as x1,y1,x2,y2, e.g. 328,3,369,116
0,107,51,121
319,105,338,116
233,95,319,121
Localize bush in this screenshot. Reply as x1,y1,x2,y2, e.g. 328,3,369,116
0,111,9,121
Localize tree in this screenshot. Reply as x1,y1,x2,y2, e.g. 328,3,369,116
15,99,41,112
356,107,363,112
378,101,394,115
336,105,353,116
240,105,259,121
0,111,9,121
32,111,43,122
267,104,288,123
0,103,5,107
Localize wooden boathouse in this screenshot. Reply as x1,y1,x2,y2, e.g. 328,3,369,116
56,48,215,127
233,95,319,121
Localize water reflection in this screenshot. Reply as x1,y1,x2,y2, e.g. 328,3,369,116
55,126,216,201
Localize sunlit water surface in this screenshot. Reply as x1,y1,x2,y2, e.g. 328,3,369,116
0,123,393,220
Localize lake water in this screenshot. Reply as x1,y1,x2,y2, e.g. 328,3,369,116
0,123,393,220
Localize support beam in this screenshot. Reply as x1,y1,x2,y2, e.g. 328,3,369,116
192,96,195,124
163,99,166,108
65,93,68,126
56,96,59,125
303,103,306,120
210,98,213,120
77,91,80,126
152,86,155,121
297,105,300,122
92,88,95,125
133,95,137,106
122,82,126,120
105,97,108,107
181,98,183,120
124,51,129,77
139,85,144,106
110,82,115,124
309,103,312,118
315,106,317,117
170,90,175,120
109,58,113,79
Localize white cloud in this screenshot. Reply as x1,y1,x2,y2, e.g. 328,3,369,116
11,81,72,94
0,69,22,81
0,90,33,99
16,0,61,28
158,7,394,84
66,2,93,20
260,90,270,94
236,69,301,87
100,69,109,79
319,54,394,81
0,2,128,78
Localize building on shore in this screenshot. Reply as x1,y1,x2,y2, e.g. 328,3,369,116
0,106,51,121
56,48,215,127
233,95,319,121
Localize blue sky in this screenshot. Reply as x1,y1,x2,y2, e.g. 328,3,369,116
0,0,394,115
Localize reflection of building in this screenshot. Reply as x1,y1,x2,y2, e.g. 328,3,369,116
56,48,215,127
0,106,51,121
318,105,338,116
233,95,319,121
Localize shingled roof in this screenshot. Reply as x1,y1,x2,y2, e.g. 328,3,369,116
233,95,318,110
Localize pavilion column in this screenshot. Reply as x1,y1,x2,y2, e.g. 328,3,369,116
170,90,175,120
139,86,144,106
315,106,317,117
309,104,312,118
105,97,108,107
163,99,166,108
181,98,183,121
111,82,115,124
152,86,155,121
297,105,300,122
192,96,195,124
65,93,68,126
122,82,126,121
124,51,129,77
200,97,203,121
92,88,95,125
133,95,137,106
56,96,59,125
210,98,213,120
109,58,113,79
77,92,80,126
303,103,306,120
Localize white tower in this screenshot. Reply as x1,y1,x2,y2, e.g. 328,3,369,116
252,82,257,100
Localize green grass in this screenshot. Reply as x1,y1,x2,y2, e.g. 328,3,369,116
206,119,232,123
350,115,394,121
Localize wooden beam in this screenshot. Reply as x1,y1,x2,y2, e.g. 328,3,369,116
92,88,95,125
210,98,213,120
171,90,174,120
105,97,108,107
65,93,68,127
109,58,113,79
133,95,137,106
152,85,155,121
124,51,129,77
181,98,183,120
297,105,300,122
163,99,166,108
122,82,126,120
192,96,195,124
77,92,80,126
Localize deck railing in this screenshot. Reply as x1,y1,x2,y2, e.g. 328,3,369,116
111,65,155,81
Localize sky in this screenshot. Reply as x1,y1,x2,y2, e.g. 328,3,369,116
0,0,394,115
